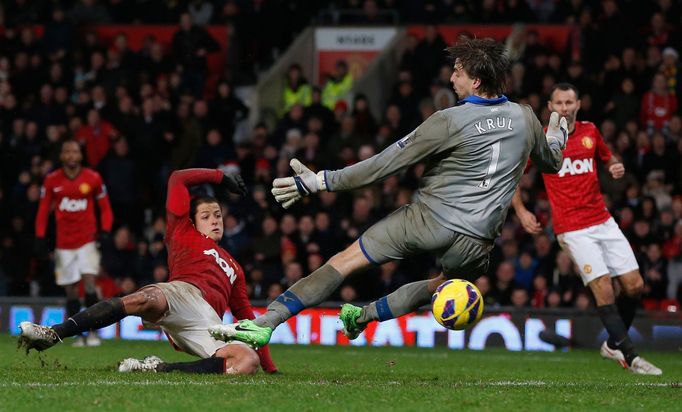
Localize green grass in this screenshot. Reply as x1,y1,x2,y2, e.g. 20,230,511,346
0,334,680,412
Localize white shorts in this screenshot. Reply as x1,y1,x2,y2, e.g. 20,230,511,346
54,242,100,286
557,217,639,285
142,281,246,359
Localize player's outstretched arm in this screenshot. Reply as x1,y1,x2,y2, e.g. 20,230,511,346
166,168,245,216
271,112,450,209
529,111,566,173
271,159,328,209
511,187,542,234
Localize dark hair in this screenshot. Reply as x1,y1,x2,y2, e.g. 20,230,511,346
60,139,81,151
189,196,220,224
445,37,509,96
550,82,580,100
59,139,81,150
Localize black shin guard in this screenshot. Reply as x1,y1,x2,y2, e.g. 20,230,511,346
607,295,639,349
616,294,639,330
157,357,226,374
66,298,81,318
85,292,99,308
598,304,638,365
53,298,126,339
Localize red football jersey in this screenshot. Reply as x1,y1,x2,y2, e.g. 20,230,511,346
164,169,276,372
35,168,113,249
541,121,612,234
640,91,678,131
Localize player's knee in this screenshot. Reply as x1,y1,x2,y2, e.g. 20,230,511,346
328,242,369,276
122,289,164,315
238,350,260,375
220,348,259,375
589,275,615,305
623,274,644,297
121,292,148,314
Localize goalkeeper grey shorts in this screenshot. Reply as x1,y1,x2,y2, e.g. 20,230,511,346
359,202,493,279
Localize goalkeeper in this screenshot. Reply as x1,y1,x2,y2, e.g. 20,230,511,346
210,38,567,347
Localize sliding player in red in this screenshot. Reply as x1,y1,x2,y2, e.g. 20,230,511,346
21,168,277,375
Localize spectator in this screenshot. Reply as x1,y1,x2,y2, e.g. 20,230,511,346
340,284,358,302
282,63,312,115
514,251,537,290
210,81,249,140
248,267,267,300
413,25,447,94
42,7,74,61
75,109,118,168
641,73,678,133
69,0,111,25
489,261,519,306
531,275,549,308
171,12,220,97
98,137,140,232
188,0,214,26
641,243,668,299
322,60,353,111
101,226,138,291
511,287,530,308
282,261,303,289
606,77,640,129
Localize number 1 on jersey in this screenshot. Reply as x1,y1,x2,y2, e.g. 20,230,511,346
478,141,501,189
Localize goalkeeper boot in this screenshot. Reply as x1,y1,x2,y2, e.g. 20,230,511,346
18,322,61,351
209,319,272,349
339,304,366,340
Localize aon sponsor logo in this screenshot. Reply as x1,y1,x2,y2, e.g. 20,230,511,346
558,157,593,177
58,197,88,212
204,248,237,284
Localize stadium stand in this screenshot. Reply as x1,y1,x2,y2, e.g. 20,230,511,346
0,0,681,314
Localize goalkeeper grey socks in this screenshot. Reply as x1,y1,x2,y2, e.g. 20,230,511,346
597,304,638,365
53,298,126,339
255,264,344,329
357,280,432,324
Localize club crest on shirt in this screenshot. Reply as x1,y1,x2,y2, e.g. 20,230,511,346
581,136,593,149
397,134,413,149
79,183,91,194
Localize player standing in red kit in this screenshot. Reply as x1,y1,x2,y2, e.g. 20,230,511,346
512,83,662,375
34,140,113,347
20,168,277,375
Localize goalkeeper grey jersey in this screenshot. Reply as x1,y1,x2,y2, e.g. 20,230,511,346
325,95,563,240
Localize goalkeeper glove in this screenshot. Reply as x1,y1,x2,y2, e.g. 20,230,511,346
546,111,568,149
271,159,327,209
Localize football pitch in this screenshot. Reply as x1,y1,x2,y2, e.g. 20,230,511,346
1,335,680,412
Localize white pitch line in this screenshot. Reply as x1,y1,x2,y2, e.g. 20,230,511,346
0,380,677,389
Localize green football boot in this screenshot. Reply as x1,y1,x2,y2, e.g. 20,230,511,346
209,319,273,349
339,304,366,340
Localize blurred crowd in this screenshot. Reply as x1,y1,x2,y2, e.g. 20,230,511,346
1,0,682,312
